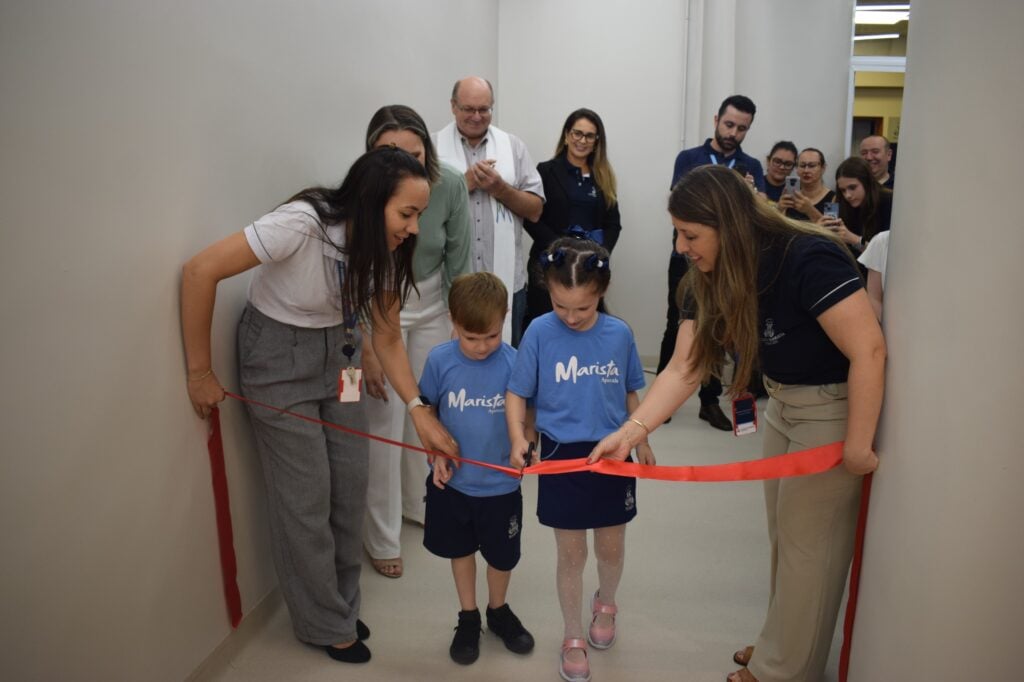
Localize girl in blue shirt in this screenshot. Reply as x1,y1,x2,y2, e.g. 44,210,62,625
506,237,653,682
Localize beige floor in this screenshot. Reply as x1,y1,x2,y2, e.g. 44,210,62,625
192,390,845,682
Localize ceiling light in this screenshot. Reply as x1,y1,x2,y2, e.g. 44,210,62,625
856,10,910,24
854,33,901,41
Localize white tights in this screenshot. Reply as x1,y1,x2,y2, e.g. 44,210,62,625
554,524,626,639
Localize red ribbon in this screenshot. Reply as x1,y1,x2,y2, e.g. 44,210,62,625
839,473,873,681
209,388,862,663
206,407,243,628
224,390,844,482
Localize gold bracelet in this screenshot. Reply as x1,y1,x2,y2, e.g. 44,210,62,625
627,417,650,435
188,369,213,383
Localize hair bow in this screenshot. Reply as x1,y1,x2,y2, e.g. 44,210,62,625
539,248,567,269
584,254,608,271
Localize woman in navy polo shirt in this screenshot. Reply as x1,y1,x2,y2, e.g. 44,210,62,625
522,108,622,330
590,165,885,682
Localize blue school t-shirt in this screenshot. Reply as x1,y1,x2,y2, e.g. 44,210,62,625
507,313,645,443
419,340,519,497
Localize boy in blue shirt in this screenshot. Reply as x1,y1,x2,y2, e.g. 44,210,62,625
419,272,535,665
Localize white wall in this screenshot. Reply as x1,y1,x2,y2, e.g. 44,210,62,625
848,1,1024,679
497,0,688,360
734,0,854,168
0,1,496,680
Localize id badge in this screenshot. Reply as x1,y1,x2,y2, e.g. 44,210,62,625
732,392,758,436
338,367,362,403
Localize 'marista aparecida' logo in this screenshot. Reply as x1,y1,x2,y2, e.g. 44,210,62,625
554,356,620,384
447,389,505,413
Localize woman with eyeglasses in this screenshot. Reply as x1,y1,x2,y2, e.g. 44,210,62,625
762,141,798,206
360,105,472,580
778,147,835,223
523,108,622,329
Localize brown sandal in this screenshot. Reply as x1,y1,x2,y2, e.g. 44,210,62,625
732,645,754,666
370,557,403,579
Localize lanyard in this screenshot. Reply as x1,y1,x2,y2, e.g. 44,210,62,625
336,260,358,365
708,153,736,169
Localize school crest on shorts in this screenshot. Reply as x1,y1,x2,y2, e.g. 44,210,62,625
508,514,520,539
624,486,635,512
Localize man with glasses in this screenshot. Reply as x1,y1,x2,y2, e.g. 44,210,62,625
859,135,895,189
658,95,765,431
434,76,544,346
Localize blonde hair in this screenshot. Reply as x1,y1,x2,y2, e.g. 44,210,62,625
553,108,617,207
448,273,508,333
668,165,855,397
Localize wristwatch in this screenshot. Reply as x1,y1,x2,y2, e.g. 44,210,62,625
407,395,431,414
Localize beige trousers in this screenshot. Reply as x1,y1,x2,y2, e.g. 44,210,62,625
748,379,863,682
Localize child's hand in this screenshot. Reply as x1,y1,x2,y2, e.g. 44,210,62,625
432,457,453,489
510,439,535,470
635,442,656,466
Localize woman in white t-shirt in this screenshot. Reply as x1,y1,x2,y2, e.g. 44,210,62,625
858,229,890,321
181,148,458,664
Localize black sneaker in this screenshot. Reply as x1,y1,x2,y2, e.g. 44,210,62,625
486,603,535,654
450,609,481,665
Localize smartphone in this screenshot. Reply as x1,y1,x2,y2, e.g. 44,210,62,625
784,176,799,194
823,202,840,219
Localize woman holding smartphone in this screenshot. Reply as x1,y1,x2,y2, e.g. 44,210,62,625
821,156,894,254
762,140,798,206
778,147,835,222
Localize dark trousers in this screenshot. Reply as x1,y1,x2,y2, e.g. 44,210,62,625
657,254,721,406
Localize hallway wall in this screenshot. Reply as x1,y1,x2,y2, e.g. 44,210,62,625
848,1,1024,678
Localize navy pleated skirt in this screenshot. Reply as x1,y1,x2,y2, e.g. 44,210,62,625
536,434,637,529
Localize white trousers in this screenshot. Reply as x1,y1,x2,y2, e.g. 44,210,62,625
363,271,450,559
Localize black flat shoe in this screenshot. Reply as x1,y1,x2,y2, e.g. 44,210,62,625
324,639,371,663
699,404,733,431
487,603,534,654
450,609,481,665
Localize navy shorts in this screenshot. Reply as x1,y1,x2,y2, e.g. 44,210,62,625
423,475,523,571
537,435,637,530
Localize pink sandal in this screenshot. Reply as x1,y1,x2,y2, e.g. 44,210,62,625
587,591,618,649
560,638,591,682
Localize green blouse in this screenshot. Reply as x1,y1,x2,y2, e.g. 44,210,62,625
413,162,471,294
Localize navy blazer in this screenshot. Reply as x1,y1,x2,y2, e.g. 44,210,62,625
523,154,622,272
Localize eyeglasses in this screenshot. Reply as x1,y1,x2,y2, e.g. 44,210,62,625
769,158,795,170
569,129,599,143
456,105,492,116
797,162,822,170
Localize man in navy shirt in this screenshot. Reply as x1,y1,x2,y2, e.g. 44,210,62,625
657,95,765,430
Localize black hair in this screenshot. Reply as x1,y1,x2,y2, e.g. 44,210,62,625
717,95,757,119
537,237,611,296
285,147,428,323
768,140,798,158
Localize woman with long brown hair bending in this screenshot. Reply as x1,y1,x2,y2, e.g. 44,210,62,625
589,165,885,682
